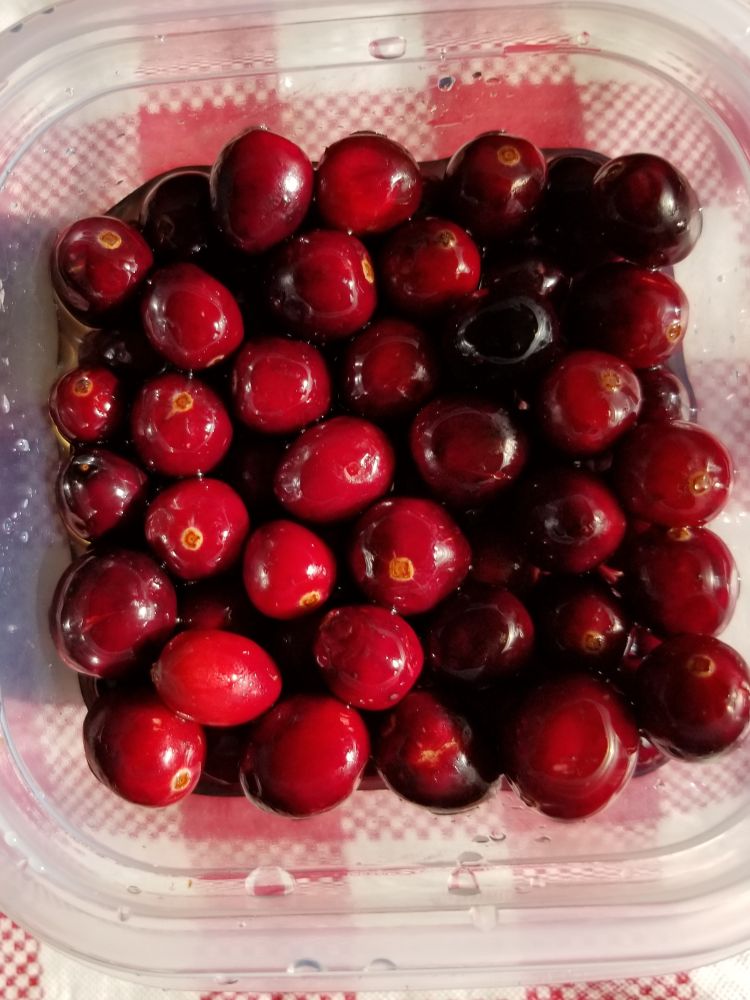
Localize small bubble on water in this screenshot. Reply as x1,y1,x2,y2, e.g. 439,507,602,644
289,958,323,974
117,906,131,922
489,830,506,842
365,957,397,972
438,75,455,91
127,885,141,895
457,850,483,865
535,834,552,844
14,438,29,452
577,31,590,45
368,36,406,60
18,531,29,544
472,834,489,844
215,974,239,985
0,395,9,414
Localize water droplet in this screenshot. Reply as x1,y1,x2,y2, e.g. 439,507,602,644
3,831,18,848
438,75,455,91
214,974,239,985
245,865,296,897
126,884,141,895
535,834,552,844
470,904,497,930
448,865,480,895
577,31,590,45
489,830,506,842
117,906,131,922
438,47,447,60
288,958,323,974
65,87,74,96
368,36,406,60
14,438,29,452
472,834,489,844
155,34,166,43
365,957,397,972
237,920,247,928
457,850,483,865
18,531,28,544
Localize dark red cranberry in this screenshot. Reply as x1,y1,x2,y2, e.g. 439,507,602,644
210,128,313,253
239,693,370,816
79,323,163,380
349,497,471,615
131,372,233,476
379,218,481,318
316,133,423,234
267,230,376,342
410,396,527,506
444,132,546,241
635,634,750,759
231,336,331,434
56,447,148,541
533,577,630,671
153,629,281,726
200,724,251,792
536,151,610,268
83,689,205,806
537,350,641,455
52,216,153,320
220,432,284,517
51,549,177,678
243,519,336,619
140,263,244,370
49,365,126,443
505,674,639,819
634,733,669,777
179,575,255,632
612,421,733,526
140,169,214,262
483,250,570,310
274,416,395,523
593,153,702,265
638,366,691,423
465,516,540,595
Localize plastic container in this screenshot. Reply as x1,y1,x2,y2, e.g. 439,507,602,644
2,0,750,990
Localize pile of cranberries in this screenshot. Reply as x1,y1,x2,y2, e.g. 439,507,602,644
47,125,748,822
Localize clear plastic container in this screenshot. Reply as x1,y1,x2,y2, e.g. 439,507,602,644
2,0,750,990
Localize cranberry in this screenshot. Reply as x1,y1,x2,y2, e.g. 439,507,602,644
51,549,177,678
536,151,610,269
243,519,336,619
349,497,471,615
210,128,313,253
533,577,630,671
410,396,527,506
267,230,376,342
483,250,570,310
153,629,281,727
221,432,284,517
140,169,214,262
179,575,256,632
593,153,702,265
379,218,481,318
537,350,642,455
83,689,205,806
638,366,691,422
49,365,126,443
635,634,750,759
239,694,370,816
231,336,331,434
612,421,733,526
200,724,251,792
140,263,244,370
634,733,669,777
465,515,540,594
52,216,153,320
444,132,546,241
56,447,148,541
131,372,232,476
316,132,423,234
505,674,639,819
274,416,394,523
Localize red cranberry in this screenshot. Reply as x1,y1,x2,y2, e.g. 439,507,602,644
49,365,126,443
505,674,639,819
239,693,370,816
243,519,336,619
316,133,423,234
634,733,669,777
349,497,471,615
612,421,733,526
533,577,630,671
140,169,214,262
210,128,313,253
444,132,546,241
51,549,177,678
179,575,255,632
536,151,610,268
267,230,376,342
593,153,702,265
79,323,163,380
638,366,691,422
635,634,750,759
83,689,205,806
56,447,148,541
274,416,395,523
231,336,331,434
52,216,153,320
379,218,481,318
131,372,232,476
410,396,527,506
220,432,284,518
153,629,281,727
314,605,423,709
483,250,570,310
465,516,540,594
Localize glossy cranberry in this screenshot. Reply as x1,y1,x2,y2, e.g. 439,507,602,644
638,366,691,422
444,132,546,241
56,447,148,541
483,250,570,310
505,674,639,819
349,497,471,615
153,629,281,727
140,263,244,370
52,216,153,320
410,396,527,506
536,151,609,269
374,689,498,811
274,416,394,523
145,478,249,580
593,153,702,265
231,336,331,434
51,549,177,678
49,365,126,443
612,421,733,526
316,133,423,234
566,263,688,369
220,432,284,517
83,689,205,806
634,733,669,777
267,230,376,341
131,372,232,476
537,350,642,455
200,724,251,792
465,516,540,594
179,575,255,632
210,128,313,253
140,169,214,262
239,693,370,816
533,577,630,671
635,634,750,759
243,519,336,619
79,323,163,380
518,469,627,574
379,218,481,318
340,317,440,421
